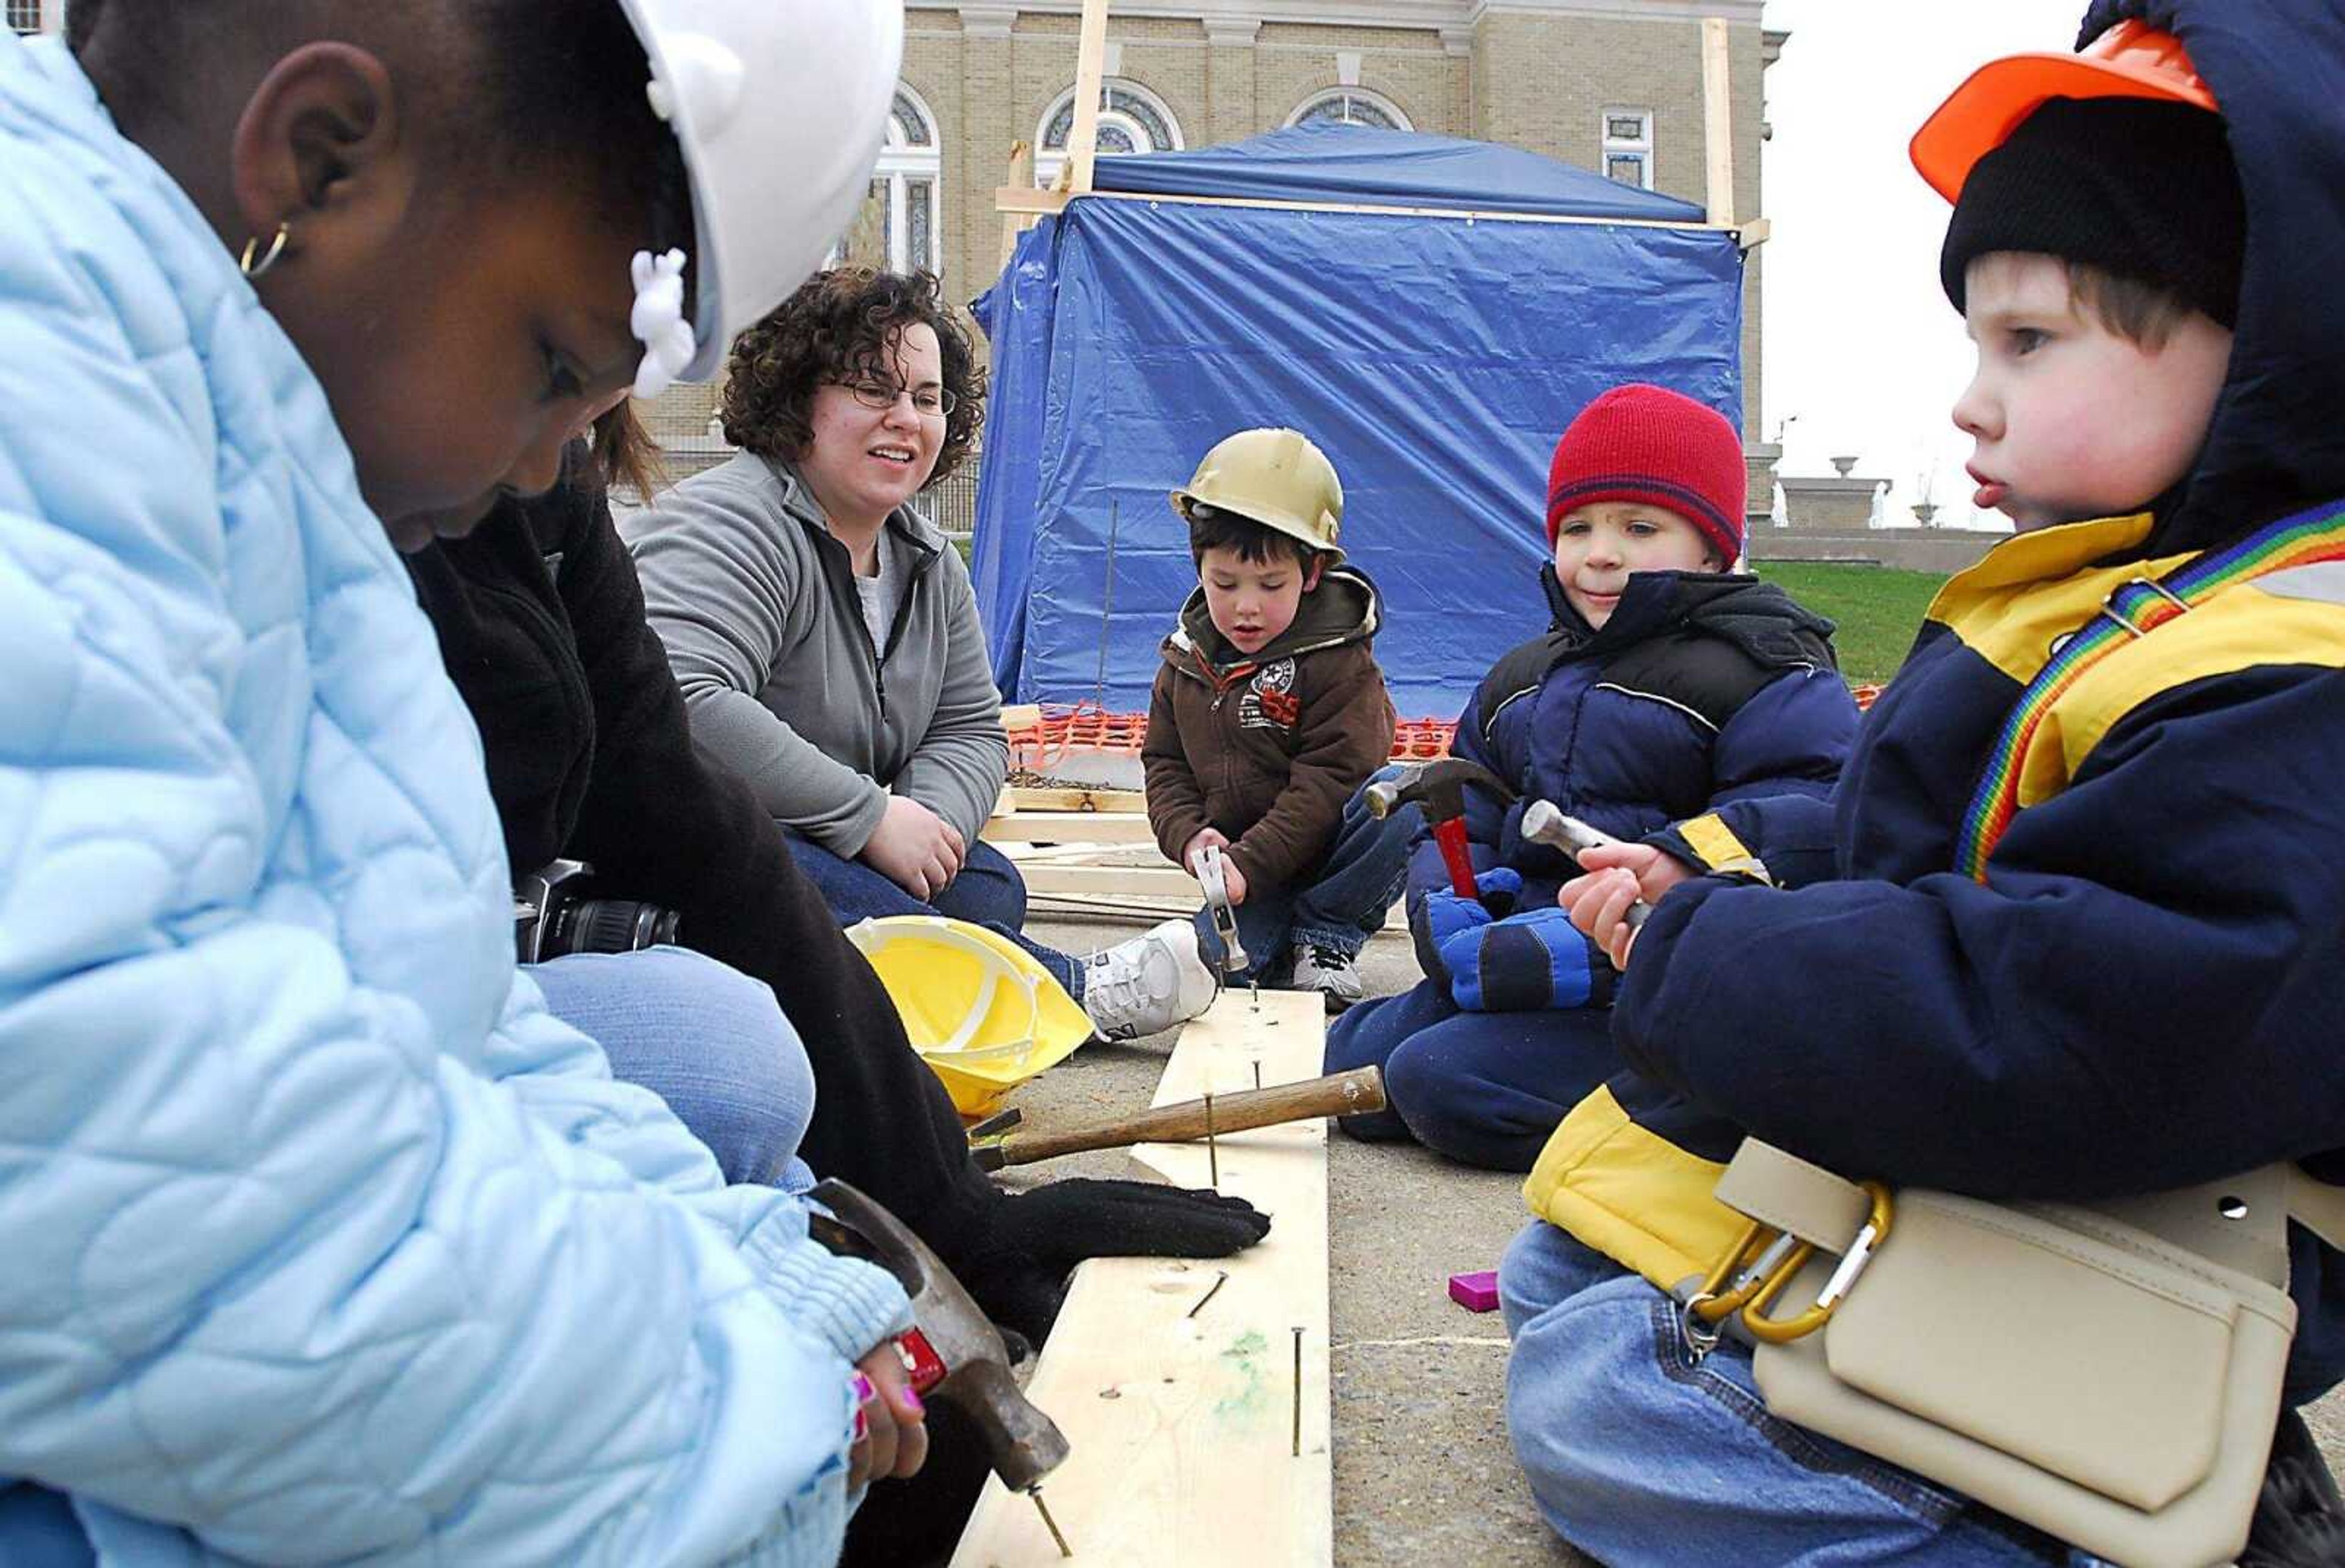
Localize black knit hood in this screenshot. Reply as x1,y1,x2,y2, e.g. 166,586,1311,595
2073,0,2345,554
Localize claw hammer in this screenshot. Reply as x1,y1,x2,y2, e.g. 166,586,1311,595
1363,759,1519,900
808,1180,1072,1518
1193,843,1249,979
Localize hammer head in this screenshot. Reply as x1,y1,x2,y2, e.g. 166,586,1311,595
1194,845,1250,975
1364,758,1519,824
809,1179,1071,1491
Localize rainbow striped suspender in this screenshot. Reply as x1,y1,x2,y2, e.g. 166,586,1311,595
1955,500,2345,881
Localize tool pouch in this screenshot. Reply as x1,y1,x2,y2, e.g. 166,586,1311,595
1707,1142,2331,1568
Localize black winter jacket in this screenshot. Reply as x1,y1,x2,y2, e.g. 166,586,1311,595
407,476,1004,1264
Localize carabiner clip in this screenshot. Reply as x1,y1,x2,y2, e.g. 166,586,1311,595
1687,1181,1894,1347
1742,1181,1895,1345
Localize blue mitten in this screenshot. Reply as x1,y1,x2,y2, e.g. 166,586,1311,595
1439,906,1612,1012
1419,867,1524,957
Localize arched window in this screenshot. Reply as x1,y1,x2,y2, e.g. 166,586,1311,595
832,88,940,277
859,87,942,276
1285,88,1412,132
1034,80,1183,186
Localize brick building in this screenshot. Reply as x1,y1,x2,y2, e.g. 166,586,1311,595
2,0,1780,499
7,0,60,37
644,1,1783,505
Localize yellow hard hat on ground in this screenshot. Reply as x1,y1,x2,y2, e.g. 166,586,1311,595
845,916,1094,1118
1170,427,1345,561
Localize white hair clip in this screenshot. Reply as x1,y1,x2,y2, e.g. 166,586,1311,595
630,249,697,399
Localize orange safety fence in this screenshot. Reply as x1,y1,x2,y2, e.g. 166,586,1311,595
1005,700,1455,771
1009,684,1882,772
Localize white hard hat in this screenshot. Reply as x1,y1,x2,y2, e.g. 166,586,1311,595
614,0,904,390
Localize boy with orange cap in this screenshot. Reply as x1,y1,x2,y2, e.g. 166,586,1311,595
1504,4,2345,1564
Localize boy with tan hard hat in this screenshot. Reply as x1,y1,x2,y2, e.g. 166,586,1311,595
1143,427,1402,1009
1505,4,2345,1563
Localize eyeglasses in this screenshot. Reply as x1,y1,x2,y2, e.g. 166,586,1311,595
840,378,956,418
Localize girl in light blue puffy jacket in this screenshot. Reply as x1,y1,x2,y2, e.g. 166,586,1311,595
0,5,925,1564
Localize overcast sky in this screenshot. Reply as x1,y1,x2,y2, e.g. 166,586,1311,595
1758,1,2084,529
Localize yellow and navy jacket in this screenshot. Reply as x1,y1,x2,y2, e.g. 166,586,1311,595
1534,0,2345,1399
1529,504,2345,1396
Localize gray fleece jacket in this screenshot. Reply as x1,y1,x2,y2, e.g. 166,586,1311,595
620,451,1008,856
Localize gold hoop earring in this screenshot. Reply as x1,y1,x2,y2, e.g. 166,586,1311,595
239,222,292,280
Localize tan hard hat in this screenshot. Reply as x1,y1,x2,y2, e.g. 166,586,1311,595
1169,427,1345,561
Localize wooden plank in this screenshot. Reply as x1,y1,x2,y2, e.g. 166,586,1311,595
1067,0,1111,197
1005,786,1148,815
1014,864,1198,899
982,810,1159,846
951,989,1333,1567
1736,216,1772,251
1701,16,1735,227
1000,144,1034,269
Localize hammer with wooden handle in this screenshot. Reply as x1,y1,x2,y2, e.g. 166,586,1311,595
970,1065,1386,1171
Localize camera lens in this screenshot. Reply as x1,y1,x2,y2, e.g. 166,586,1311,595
551,899,682,956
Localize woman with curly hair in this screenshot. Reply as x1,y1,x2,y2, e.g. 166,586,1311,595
625,268,1218,1042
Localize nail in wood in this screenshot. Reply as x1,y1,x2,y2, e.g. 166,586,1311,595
1031,1487,1073,1558
1291,1326,1304,1456
1203,1090,1218,1189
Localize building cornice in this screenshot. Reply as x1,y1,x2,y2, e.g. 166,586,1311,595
914,1,1767,31
957,5,1019,38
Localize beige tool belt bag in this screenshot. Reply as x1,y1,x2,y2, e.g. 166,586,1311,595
1700,1142,2332,1568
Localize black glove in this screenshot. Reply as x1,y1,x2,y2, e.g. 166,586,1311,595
2241,1408,2345,1568
958,1178,1271,1346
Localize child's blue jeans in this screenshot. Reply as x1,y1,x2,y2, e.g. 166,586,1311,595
1500,1219,2104,1566
530,945,818,1194
785,832,1085,999
1191,765,1417,981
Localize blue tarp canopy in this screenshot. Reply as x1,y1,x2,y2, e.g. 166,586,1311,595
970,122,1745,718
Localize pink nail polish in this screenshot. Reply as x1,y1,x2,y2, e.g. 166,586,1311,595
852,1372,875,1404
853,1406,868,1443
903,1387,925,1413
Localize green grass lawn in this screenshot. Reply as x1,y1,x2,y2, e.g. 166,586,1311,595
1752,561,1947,685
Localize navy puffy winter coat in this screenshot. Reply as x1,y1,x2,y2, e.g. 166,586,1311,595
1406,567,1859,969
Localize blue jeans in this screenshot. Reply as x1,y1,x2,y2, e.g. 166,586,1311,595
787,833,1085,999
1500,1220,2095,1567
0,1484,92,1567
531,946,817,1194
1192,764,1417,982
1323,976,1617,1171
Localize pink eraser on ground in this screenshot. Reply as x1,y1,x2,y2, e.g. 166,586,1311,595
1447,1269,1500,1312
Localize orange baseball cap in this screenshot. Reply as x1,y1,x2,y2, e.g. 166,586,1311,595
1910,20,2219,204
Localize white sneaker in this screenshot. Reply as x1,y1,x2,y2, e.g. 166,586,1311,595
1082,919,1221,1040
1287,942,1365,1012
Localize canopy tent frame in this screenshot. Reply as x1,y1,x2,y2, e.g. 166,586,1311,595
998,7,1768,255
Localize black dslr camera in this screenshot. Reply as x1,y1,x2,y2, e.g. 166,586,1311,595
514,860,682,964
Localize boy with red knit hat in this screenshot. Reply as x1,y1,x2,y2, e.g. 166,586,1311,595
1322,382,1858,1171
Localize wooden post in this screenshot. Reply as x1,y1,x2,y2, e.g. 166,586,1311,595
1000,140,1034,266
1067,0,1111,196
1701,16,1734,228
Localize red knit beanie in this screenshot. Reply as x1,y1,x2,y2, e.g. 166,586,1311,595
1544,385,1747,562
